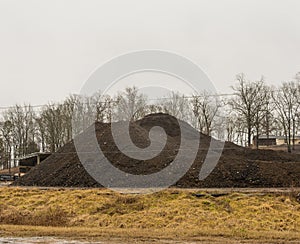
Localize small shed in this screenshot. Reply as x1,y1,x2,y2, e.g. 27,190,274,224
253,135,277,147
18,152,51,175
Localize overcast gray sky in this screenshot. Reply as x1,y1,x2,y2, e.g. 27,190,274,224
0,0,299,107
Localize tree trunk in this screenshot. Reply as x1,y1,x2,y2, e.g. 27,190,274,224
247,126,251,147
292,119,296,151
288,127,292,153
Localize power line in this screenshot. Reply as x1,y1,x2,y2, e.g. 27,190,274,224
1,89,289,111
0,93,236,111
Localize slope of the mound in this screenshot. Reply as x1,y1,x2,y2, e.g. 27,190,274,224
14,113,300,188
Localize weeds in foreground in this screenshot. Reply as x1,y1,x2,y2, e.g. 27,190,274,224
0,187,299,238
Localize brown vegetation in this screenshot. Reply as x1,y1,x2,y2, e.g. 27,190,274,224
0,187,300,242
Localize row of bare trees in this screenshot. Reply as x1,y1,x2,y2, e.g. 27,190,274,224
228,73,300,152
1,73,300,169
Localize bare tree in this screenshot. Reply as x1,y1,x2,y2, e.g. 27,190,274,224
0,120,13,170
0,137,5,169
222,111,248,146
35,117,46,152
91,93,113,123
260,97,277,139
192,91,221,136
229,74,266,147
159,91,189,121
272,81,300,152
144,104,163,115
252,84,273,149
61,95,79,143
3,104,37,158
224,114,236,142
39,104,66,152
115,87,147,121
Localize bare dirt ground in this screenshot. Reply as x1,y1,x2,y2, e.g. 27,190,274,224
0,235,297,244
260,144,300,154
13,113,300,188
3,184,300,194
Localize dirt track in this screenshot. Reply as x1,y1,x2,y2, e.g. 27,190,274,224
3,185,300,196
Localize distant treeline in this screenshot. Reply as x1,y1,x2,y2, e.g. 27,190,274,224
0,72,300,169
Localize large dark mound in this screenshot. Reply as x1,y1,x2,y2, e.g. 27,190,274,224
14,113,300,188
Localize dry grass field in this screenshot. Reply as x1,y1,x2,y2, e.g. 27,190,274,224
0,187,300,243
